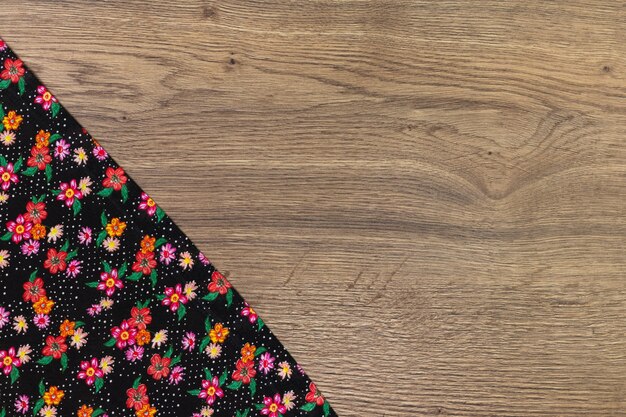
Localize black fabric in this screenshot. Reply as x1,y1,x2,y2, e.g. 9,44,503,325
0,37,336,417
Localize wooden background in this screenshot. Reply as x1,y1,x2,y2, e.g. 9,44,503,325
2,1,626,415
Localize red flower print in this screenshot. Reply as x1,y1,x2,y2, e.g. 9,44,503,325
162,284,188,312
0,58,25,83
6,214,33,243
0,163,19,190
128,306,152,330
305,382,325,406
132,251,156,275
198,376,224,405
42,335,68,360
261,393,286,417
232,359,256,384
208,271,231,295
77,358,104,385
26,145,52,170
23,277,46,303
24,201,47,224
44,248,68,274
102,166,127,191
0,347,22,374
126,383,149,410
34,85,58,111
57,179,83,207
97,269,124,296
147,354,171,380
111,320,138,349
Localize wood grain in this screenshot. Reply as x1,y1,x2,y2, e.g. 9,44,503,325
2,1,626,415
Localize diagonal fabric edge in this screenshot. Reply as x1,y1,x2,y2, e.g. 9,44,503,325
0,36,337,417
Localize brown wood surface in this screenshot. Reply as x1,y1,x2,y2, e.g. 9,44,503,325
3,1,626,415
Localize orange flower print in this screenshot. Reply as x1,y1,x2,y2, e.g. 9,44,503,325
2,110,22,130
77,405,93,417
106,217,126,237
140,235,156,254
35,129,50,148
33,296,54,314
136,404,157,417
209,323,229,344
135,329,151,346
31,223,46,240
240,342,256,363
43,386,65,405
59,319,76,337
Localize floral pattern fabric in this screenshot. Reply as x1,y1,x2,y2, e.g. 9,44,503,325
0,37,336,417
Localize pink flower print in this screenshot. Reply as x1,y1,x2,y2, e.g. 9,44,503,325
0,163,18,190
6,215,33,243
77,357,104,385
34,85,58,111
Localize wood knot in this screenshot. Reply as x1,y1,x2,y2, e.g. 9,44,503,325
202,5,217,19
